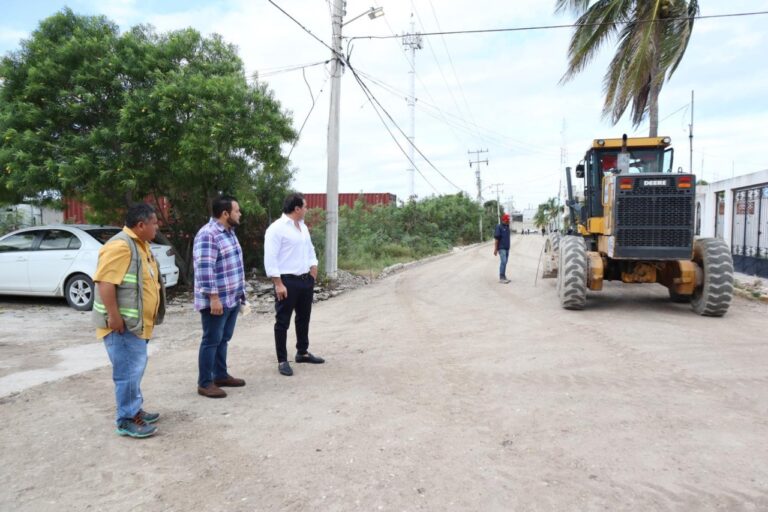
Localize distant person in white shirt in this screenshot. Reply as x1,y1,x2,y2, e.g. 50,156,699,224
264,193,325,376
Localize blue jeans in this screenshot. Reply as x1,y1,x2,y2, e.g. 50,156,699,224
103,331,149,424
198,305,240,387
498,249,509,278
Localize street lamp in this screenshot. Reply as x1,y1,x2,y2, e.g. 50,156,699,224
325,4,384,279
342,6,384,26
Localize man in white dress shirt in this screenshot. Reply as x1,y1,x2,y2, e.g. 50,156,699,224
264,193,325,376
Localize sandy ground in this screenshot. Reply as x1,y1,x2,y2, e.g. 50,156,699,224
1,235,767,511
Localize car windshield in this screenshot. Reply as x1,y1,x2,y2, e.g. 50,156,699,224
84,228,121,244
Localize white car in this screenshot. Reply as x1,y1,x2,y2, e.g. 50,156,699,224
0,224,180,311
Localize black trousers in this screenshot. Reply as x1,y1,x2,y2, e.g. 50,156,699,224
274,274,314,363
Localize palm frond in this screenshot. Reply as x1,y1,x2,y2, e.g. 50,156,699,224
560,0,633,84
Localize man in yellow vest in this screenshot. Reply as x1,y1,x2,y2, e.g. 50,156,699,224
93,203,165,438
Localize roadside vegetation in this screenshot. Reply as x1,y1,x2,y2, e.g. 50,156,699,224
307,194,501,277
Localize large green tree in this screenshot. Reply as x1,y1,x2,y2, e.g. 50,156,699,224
0,9,296,277
0,10,123,202
556,0,699,136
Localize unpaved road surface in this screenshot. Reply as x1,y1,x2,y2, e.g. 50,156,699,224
1,235,767,511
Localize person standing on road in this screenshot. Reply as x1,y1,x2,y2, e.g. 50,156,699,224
193,195,247,399
264,192,324,377
493,213,512,284
93,203,165,439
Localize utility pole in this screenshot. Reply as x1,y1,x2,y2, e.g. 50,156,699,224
324,4,383,278
469,149,488,242
325,0,344,278
488,183,503,221
689,90,694,175
402,13,422,201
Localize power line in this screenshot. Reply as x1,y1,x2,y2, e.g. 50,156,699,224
287,67,331,160
350,63,463,193
425,0,484,148
411,5,478,146
255,60,329,78
266,0,340,57
370,0,467,150
348,10,768,42
354,68,560,157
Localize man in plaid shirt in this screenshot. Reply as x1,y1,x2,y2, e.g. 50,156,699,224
193,195,246,398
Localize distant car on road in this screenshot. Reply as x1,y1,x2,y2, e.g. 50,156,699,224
0,224,179,311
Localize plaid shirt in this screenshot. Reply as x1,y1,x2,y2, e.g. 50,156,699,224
193,219,245,311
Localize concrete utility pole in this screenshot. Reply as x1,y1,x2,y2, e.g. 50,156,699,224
402,13,422,201
325,0,344,278
468,149,489,242
488,183,503,221
689,90,694,175
325,4,383,278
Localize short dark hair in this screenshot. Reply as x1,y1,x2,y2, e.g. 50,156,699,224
125,203,156,228
282,192,305,214
212,195,238,218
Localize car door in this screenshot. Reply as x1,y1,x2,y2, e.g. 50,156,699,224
0,231,37,292
27,229,82,293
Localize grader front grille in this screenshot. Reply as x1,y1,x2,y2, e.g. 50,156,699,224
613,175,695,259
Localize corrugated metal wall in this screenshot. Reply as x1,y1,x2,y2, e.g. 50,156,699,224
304,193,396,210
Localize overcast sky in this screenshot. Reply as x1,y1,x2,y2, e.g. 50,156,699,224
2,0,767,210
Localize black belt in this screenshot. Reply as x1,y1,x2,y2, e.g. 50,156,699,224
281,273,311,279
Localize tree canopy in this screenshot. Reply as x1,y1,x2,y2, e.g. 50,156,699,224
0,8,296,275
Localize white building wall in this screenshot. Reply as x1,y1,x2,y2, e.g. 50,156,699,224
696,169,768,248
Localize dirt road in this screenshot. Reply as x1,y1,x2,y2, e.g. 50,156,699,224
1,235,767,511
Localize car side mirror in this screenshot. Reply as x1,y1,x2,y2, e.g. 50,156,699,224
575,164,585,178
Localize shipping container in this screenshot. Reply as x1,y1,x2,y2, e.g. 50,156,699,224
304,193,397,210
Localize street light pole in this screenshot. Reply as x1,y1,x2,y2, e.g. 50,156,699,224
325,0,343,278
325,4,383,279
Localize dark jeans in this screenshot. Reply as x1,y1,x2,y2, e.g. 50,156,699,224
274,274,314,362
198,305,240,387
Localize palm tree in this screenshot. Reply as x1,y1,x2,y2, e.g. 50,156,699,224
556,0,699,136
534,197,560,230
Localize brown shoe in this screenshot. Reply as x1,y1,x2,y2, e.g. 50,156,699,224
214,375,246,387
197,384,227,398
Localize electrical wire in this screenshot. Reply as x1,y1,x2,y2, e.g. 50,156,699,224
348,10,768,42
350,64,464,192
354,68,561,157
256,60,329,78
267,0,340,58
349,68,442,194
287,67,331,160
370,0,467,149
425,0,485,148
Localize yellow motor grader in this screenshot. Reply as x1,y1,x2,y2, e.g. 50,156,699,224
543,135,734,316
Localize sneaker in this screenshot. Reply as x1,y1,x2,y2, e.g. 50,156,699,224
116,417,157,438
499,278,511,284
137,409,160,424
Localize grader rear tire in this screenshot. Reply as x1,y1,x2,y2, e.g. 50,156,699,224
691,238,734,317
557,235,587,310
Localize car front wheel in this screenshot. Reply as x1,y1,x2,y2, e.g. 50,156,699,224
65,273,95,311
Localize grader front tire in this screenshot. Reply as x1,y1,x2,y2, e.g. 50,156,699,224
557,235,587,310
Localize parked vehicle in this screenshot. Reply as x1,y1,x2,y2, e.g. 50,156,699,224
0,225,179,311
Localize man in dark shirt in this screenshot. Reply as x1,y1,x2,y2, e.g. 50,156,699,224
493,213,511,283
